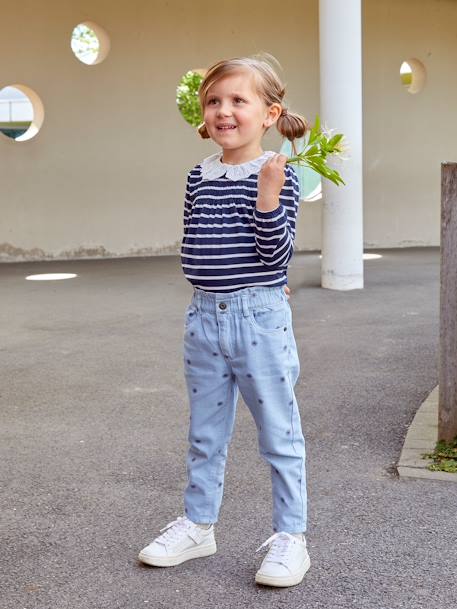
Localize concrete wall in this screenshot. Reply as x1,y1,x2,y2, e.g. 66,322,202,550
0,0,455,261
363,0,457,247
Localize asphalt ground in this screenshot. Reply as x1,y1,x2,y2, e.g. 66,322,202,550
2,247,456,609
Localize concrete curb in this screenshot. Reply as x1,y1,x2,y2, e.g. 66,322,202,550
397,385,457,481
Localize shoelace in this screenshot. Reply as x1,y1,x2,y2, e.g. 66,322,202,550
255,532,297,562
155,516,192,547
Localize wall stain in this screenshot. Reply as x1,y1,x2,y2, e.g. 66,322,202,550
0,241,182,262
0,240,435,262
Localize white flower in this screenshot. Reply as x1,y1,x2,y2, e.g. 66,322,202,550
333,136,351,161
321,122,335,139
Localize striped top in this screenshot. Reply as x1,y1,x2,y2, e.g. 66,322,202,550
180,150,300,293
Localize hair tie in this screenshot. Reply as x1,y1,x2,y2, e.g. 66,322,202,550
281,108,288,116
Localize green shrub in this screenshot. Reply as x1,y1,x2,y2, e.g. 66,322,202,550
423,436,457,473
176,71,204,128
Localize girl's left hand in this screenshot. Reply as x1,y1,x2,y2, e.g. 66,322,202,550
284,285,291,299
257,153,288,208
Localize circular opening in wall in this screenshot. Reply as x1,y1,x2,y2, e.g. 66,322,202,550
176,68,206,128
0,85,44,141
400,58,426,94
71,21,110,65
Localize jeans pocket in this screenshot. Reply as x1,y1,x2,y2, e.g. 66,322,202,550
248,302,287,334
184,303,199,329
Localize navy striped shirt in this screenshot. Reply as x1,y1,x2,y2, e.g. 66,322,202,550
180,158,300,293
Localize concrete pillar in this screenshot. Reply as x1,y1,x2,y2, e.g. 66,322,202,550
319,0,364,289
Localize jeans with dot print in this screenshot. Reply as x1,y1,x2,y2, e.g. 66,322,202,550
182,285,307,534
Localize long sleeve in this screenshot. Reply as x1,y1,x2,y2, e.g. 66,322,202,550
253,165,300,270
183,171,194,233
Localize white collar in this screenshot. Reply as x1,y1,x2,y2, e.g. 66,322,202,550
200,150,276,181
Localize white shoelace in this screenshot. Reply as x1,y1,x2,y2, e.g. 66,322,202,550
155,516,193,548
255,532,297,562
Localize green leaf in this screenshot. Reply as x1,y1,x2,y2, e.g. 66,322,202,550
329,133,344,147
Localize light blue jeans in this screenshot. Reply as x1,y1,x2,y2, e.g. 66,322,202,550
182,285,307,534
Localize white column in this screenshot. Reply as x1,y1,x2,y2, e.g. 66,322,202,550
319,0,364,289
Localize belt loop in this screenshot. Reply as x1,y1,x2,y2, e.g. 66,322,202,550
241,294,250,318
192,288,199,311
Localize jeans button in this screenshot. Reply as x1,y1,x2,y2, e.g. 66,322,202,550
219,302,227,310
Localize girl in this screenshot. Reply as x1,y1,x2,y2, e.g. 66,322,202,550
139,54,310,588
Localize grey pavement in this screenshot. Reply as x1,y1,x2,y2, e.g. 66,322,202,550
1,248,456,609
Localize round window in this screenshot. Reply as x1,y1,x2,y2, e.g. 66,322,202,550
0,85,44,141
400,58,426,94
71,21,110,65
176,69,206,127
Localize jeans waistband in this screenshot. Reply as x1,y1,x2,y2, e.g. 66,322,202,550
191,286,287,317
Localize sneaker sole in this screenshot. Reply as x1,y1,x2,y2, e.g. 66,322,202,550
255,555,311,587
138,540,217,567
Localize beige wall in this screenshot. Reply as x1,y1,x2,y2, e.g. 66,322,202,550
0,0,455,261
363,0,457,247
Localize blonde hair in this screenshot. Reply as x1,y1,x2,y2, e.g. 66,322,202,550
197,52,308,150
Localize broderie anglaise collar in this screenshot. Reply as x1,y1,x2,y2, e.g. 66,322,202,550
200,150,276,182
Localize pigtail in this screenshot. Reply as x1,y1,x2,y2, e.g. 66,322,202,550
197,121,210,139
276,110,309,153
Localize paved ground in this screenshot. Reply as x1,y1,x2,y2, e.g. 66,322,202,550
2,248,456,609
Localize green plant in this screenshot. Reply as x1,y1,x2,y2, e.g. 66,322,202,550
401,72,413,86
285,114,347,186
422,436,457,473
176,71,204,128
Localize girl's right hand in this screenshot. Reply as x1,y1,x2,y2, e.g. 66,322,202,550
257,153,288,210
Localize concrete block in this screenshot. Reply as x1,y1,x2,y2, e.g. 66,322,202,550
398,465,457,482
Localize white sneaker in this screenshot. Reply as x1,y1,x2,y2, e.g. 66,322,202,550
138,516,217,567
255,532,311,587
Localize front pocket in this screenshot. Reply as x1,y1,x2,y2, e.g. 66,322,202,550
184,304,199,329
248,302,287,334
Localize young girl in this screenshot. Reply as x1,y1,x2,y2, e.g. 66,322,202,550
139,54,310,588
